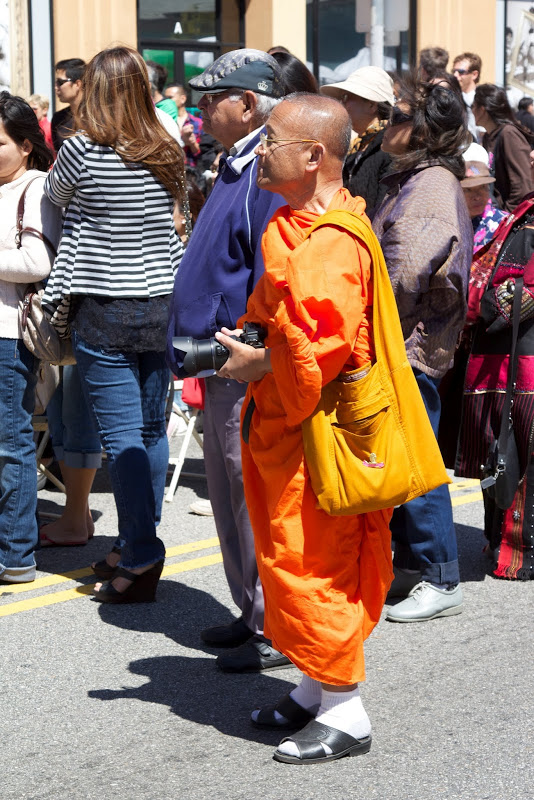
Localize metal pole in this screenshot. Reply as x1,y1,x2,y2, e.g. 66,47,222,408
370,0,384,68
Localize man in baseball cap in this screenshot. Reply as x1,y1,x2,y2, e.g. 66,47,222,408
189,48,284,98
167,49,290,674
321,67,395,215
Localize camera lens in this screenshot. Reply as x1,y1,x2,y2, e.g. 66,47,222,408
173,336,230,375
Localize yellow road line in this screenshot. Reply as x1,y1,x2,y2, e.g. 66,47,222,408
451,491,483,506
0,537,220,597
449,479,480,493
0,552,223,617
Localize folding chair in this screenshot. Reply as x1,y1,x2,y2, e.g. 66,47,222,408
165,377,206,502
33,415,66,494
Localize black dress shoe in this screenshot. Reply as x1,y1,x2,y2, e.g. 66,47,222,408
216,635,292,673
200,616,254,648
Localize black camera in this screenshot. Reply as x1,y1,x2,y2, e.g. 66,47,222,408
173,322,266,376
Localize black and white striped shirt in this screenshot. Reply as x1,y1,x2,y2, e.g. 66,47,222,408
42,134,183,304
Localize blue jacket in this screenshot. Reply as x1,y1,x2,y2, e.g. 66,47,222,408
167,130,285,376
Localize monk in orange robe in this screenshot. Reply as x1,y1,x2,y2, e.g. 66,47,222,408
216,94,393,765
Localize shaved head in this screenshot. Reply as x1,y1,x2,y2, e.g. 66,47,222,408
277,93,352,161
256,92,349,209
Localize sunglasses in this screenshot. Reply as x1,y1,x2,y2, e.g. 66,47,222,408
453,68,472,76
55,78,73,87
390,107,413,127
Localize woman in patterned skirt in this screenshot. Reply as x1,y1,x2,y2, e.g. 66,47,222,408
456,195,534,580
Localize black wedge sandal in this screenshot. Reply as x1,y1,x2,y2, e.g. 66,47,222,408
91,546,121,580
92,560,164,604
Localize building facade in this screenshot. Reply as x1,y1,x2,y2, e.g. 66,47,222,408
1,1,517,111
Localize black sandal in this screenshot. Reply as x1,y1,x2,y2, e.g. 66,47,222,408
273,719,372,764
91,546,121,580
252,693,315,729
92,560,164,604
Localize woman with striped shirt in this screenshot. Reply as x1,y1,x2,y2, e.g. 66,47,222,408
42,46,187,603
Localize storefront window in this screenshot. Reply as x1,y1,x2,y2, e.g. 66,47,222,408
138,0,217,42
139,1,243,101
306,0,411,84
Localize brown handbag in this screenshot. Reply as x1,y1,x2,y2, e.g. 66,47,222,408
17,178,75,366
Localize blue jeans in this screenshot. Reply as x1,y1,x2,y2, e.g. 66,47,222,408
73,332,167,569
46,363,102,468
390,368,460,586
0,338,38,576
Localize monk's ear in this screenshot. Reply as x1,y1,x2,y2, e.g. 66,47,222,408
305,142,325,172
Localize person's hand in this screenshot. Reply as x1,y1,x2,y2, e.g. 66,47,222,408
182,124,200,152
215,327,271,383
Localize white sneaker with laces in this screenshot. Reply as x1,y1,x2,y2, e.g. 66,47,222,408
189,499,214,516
385,581,463,623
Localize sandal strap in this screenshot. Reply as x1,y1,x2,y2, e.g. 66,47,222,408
114,566,138,581
279,720,370,760
255,693,313,727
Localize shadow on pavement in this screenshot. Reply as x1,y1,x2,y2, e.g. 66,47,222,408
89,581,298,743
88,653,296,744
456,522,492,582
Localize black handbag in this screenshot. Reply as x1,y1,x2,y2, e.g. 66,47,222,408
480,275,523,509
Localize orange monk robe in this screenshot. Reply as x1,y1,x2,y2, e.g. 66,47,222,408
239,189,393,686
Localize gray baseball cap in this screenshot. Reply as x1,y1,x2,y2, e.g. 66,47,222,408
189,48,284,98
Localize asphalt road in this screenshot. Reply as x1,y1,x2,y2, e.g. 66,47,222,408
1,437,533,800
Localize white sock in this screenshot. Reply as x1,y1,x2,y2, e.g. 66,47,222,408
289,673,322,713
277,686,371,758
251,672,320,724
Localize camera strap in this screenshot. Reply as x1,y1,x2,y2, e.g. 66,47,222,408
241,395,256,444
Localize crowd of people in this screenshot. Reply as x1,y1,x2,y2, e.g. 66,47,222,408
0,39,533,765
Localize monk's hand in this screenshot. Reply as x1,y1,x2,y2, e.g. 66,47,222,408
215,328,271,383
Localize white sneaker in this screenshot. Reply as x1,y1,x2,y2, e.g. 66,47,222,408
386,581,463,623
189,499,214,516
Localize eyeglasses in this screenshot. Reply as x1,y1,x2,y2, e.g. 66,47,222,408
390,107,413,127
203,89,243,105
259,133,319,149
55,78,72,87
453,68,472,76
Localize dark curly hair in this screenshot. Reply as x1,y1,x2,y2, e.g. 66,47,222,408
392,76,469,179
0,91,53,172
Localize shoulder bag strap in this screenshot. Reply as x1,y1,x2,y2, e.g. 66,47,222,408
16,177,57,257
495,275,523,458
304,209,407,370
481,273,524,492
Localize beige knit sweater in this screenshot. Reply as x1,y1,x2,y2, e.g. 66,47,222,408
0,169,62,340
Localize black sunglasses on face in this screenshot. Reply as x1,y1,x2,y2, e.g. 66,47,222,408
390,107,413,126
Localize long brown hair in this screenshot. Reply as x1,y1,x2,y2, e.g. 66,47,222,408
76,46,185,201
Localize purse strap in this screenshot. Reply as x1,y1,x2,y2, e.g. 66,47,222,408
304,209,408,370
497,275,523,453
16,177,57,257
